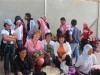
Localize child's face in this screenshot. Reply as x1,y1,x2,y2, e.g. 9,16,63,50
46,34,52,41
88,48,93,55
19,50,27,59
59,37,65,44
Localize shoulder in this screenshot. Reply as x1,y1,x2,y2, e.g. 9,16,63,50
50,41,55,45
30,20,35,23
1,29,8,34
91,54,97,59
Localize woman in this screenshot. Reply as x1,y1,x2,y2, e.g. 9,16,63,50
25,29,44,71
13,47,34,75
24,13,38,40
75,44,98,75
14,16,27,45
1,19,16,75
54,35,72,70
37,17,50,40
42,32,55,66
81,23,93,50
14,19,23,49
56,17,70,38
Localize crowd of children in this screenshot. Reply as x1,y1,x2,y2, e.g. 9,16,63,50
1,13,100,75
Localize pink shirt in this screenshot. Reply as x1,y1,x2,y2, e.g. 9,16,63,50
25,39,43,55
59,23,70,34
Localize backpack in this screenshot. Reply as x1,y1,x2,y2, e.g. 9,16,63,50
65,30,70,42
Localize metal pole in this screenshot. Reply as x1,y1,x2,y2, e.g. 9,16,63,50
44,0,47,16
97,0,99,37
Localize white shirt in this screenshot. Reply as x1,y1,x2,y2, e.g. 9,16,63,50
1,29,15,44
15,25,23,40
54,42,72,57
75,54,98,74
42,39,55,49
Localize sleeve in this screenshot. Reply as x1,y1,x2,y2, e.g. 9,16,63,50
88,28,93,35
41,40,45,48
75,56,82,67
69,27,74,35
13,58,21,73
29,20,38,32
1,30,6,35
92,54,98,65
54,42,58,57
66,42,72,57
27,56,34,72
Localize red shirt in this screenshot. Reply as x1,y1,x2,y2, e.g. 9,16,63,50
82,28,93,39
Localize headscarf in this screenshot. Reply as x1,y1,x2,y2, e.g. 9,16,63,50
82,44,93,67
82,44,92,57
59,23,70,34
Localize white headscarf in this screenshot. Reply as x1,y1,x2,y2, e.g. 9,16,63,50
82,44,93,58
82,44,93,69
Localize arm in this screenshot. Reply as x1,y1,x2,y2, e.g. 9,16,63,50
9,32,16,39
88,28,93,36
54,42,58,57
2,34,16,42
66,42,72,57
69,28,74,41
27,56,34,75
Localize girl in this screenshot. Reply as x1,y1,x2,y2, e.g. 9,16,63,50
75,44,98,75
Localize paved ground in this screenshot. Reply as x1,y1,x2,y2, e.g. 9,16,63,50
0,46,100,75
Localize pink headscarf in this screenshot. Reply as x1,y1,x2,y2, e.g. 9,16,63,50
59,23,70,34
37,18,50,39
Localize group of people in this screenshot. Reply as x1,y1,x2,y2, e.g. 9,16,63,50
1,13,99,75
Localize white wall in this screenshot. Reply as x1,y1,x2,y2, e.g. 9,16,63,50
0,0,99,38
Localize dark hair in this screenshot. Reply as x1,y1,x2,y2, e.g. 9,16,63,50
60,17,66,21
57,34,66,43
45,32,52,38
3,23,8,27
19,46,27,52
25,13,31,18
71,19,77,26
14,16,22,25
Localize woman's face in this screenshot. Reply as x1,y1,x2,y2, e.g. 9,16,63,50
88,48,93,55
5,24,11,30
83,23,88,28
60,20,66,25
33,33,41,41
19,50,27,59
24,15,29,20
59,37,65,44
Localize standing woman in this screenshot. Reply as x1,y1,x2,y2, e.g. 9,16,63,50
37,17,50,40
75,44,98,75
14,19,23,49
54,35,72,70
24,13,38,40
25,29,44,71
1,19,16,75
14,16,27,45
81,23,93,50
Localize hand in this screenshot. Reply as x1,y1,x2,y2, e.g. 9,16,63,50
29,72,33,75
58,57,62,63
17,72,23,75
62,53,66,60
